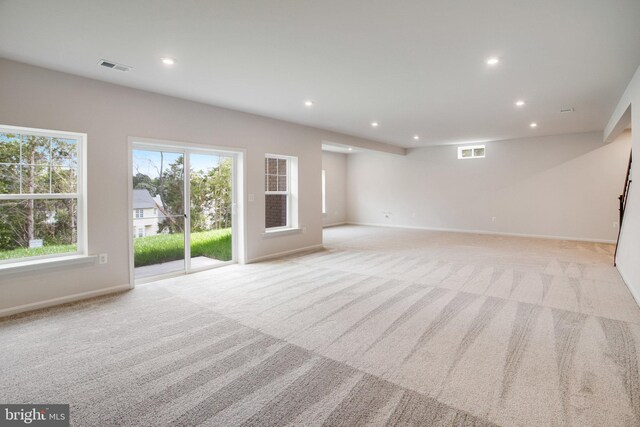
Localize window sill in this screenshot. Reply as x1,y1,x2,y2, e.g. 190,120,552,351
0,254,97,276
262,228,303,239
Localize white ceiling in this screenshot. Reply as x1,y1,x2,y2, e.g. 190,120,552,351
1,0,639,147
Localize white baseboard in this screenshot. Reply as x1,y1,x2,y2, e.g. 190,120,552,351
323,222,347,228
617,267,640,309
0,283,132,318
247,244,324,264
346,222,616,244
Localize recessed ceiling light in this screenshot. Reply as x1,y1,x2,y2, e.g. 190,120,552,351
530,122,538,128
348,147,353,151
161,57,175,66
486,57,500,66
413,135,420,140
304,100,313,107
515,100,525,107
371,121,379,127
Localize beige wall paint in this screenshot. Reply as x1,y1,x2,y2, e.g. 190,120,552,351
347,132,630,242
322,151,348,226
605,64,640,304
0,59,395,314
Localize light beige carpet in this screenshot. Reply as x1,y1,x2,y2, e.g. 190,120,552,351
1,225,639,426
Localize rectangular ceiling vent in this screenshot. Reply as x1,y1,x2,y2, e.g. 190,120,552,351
98,59,133,72
560,107,575,113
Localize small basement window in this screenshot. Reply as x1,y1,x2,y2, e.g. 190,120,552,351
458,145,485,159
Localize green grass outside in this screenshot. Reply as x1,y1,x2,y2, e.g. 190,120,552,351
134,228,231,267
0,229,231,266
0,244,77,260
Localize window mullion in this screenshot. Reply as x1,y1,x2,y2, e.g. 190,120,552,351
19,134,23,194
0,193,79,200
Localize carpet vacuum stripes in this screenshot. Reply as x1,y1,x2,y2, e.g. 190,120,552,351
1,225,639,426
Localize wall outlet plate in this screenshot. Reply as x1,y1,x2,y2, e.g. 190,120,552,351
99,253,108,264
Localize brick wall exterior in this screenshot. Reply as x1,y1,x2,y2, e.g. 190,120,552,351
265,194,287,228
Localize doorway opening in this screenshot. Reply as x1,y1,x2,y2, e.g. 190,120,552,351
129,141,242,283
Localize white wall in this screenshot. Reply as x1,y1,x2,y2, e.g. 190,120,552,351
322,151,348,226
605,64,640,304
0,59,396,315
347,131,630,242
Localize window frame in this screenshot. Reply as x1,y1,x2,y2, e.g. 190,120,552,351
135,208,144,218
0,124,88,265
264,153,298,232
321,169,326,215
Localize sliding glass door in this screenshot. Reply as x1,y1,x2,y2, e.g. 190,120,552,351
131,145,235,281
188,152,234,270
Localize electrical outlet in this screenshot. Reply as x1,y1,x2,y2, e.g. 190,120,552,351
383,211,391,219
99,253,108,264
492,216,496,222
248,194,255,202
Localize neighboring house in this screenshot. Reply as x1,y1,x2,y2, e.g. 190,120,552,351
132,189,164,238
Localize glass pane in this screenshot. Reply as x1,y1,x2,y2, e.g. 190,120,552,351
132,149,185,279
20,135,50,165
52,167,77,193
0,132,21,164
134,214,185,278
267,174,278,191
0,199,78,261
267,157,278,174
0,164,20,194
474,148,485,157
21,165,50,193
190,153,233,267
277,158,286,175
278,175,287,192
51,138,78,167
461,149,472,158
265,194,287,228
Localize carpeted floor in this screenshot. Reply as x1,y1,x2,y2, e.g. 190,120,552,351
1,225,639,426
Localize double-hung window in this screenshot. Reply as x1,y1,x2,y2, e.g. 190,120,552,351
135,209,144,218
265,154,298,230
0,125,86,263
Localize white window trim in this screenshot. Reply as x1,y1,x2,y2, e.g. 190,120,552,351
321,169,326,215
0,124,88,268
457,144,486,160
0,254,96,276
264,153,298,233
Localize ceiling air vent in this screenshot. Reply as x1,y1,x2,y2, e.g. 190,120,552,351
560,107,575,113
98,59,133,72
